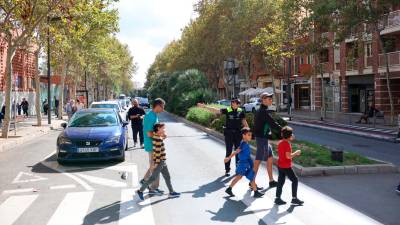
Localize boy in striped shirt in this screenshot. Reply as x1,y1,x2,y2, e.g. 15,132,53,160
136,123,180,200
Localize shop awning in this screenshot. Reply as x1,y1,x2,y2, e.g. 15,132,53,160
239,87,284,96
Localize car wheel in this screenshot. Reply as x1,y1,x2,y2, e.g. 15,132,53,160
57,159,65,165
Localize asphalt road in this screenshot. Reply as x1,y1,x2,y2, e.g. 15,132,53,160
291,124,400,166
0,112,396,225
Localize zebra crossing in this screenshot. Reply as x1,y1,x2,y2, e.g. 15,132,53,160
0,188,156,225
315,121,398,135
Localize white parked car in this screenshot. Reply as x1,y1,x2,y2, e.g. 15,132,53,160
89,101,127,121
243,97,261,113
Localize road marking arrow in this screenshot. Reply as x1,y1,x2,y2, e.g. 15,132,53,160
12,172,48,184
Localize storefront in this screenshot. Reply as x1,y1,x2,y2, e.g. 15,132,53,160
281,79,312,111
348,75,374,113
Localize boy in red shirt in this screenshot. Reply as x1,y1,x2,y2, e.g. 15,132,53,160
274,126,304,205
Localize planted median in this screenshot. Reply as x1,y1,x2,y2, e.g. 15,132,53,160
185,105,388,170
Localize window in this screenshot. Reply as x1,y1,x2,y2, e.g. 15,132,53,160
366,43,372,57
320,49,329,63
307,55,313,64
300,57,304,65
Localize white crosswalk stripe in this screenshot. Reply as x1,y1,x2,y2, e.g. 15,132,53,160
47,191,94,225
119,189,156,225
0,194,38,225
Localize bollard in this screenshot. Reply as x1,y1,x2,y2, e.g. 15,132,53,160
397,114,400,139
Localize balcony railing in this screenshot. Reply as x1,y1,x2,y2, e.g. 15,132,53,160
380,10,400,29
346,58,359,71
379,51,400,67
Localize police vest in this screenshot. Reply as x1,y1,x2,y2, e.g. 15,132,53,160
225,107,243,130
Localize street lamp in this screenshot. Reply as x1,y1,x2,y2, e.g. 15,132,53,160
46,15,61,124
224,58,236,98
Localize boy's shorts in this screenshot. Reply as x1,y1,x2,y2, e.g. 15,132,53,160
236,163,255,181
255,137,273,161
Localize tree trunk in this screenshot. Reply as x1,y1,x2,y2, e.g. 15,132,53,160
1,43,16,138
34,50,42,126
58,63,68,119
378,37,395,125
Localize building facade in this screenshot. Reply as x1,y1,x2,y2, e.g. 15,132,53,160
0,39,38,115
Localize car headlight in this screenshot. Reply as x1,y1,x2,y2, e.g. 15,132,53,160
105,135,121,144
59,136,72,145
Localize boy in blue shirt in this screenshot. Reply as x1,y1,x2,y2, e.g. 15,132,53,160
224,127,264,198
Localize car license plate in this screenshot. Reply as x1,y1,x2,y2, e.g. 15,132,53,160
78,147,99,153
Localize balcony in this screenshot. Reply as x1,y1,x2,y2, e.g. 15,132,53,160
346,58,359,71
379,51,400,67
380,10,400,34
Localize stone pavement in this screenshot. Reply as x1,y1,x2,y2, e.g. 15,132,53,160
0,115,66,152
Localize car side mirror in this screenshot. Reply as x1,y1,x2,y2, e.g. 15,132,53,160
61,122,67,129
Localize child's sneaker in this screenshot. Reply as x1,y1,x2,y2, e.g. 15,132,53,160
274,198,286,205
248,182,263,191
253,190,264,198
225,187,235,197
225,171,230,177
291,198,304,205
154,188,165,194
269,180,278,188
136,190,144,201
169,192,181,198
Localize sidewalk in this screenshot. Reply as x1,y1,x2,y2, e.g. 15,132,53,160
277,110,400,142
0,115,65,152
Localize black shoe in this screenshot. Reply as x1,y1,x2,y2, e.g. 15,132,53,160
249,182,263,191
225,187,235,197
269,180,278,188
253,190,264,198
291,198,304,205
136,190,144,201
225,171,230,177
274,198,287,205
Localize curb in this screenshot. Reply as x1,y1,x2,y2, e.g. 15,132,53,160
288,121,398,143
0,121,64,153
166,112,399,177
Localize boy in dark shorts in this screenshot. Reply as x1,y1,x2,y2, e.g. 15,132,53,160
136,123,180,200
224,128,264,198
275,126,304,205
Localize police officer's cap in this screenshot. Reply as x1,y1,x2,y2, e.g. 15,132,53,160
231,98,241,104
260,92,273,98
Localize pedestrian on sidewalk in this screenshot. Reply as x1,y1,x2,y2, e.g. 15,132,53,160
54,97,59,118
140,98,165,195
43,99,48,115
275,126,304,206
17,101,21,116
21,98,29,117
225,127,264,198
66,100,74,120
253,92,281,189
136,123,181,200
76,99,84,111
0,104,5,125
127,99,146,148
357,103,379,124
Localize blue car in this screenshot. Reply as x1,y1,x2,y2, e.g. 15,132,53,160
57,108,129,164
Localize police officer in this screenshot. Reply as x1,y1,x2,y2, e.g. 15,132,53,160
221,98,249,177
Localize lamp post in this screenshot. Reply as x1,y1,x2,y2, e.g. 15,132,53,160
224,58,236,98
287,58,292,120
46,16,61,124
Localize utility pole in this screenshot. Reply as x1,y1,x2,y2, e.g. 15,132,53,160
287,58,292,120
47,16,51,125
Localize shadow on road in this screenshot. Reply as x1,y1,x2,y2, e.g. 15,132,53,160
206,196,268,224
181,175,234,198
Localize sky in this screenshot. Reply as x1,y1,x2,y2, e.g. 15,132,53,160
115,0,198,88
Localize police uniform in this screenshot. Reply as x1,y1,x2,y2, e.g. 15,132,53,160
221,105,245,174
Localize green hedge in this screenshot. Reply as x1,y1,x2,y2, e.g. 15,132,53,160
186,107,216,126
188,106,287,140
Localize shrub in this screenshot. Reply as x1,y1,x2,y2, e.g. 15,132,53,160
186,107,216,126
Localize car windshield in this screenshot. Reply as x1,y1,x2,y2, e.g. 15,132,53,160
69,112,119,127
91,104,119,111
